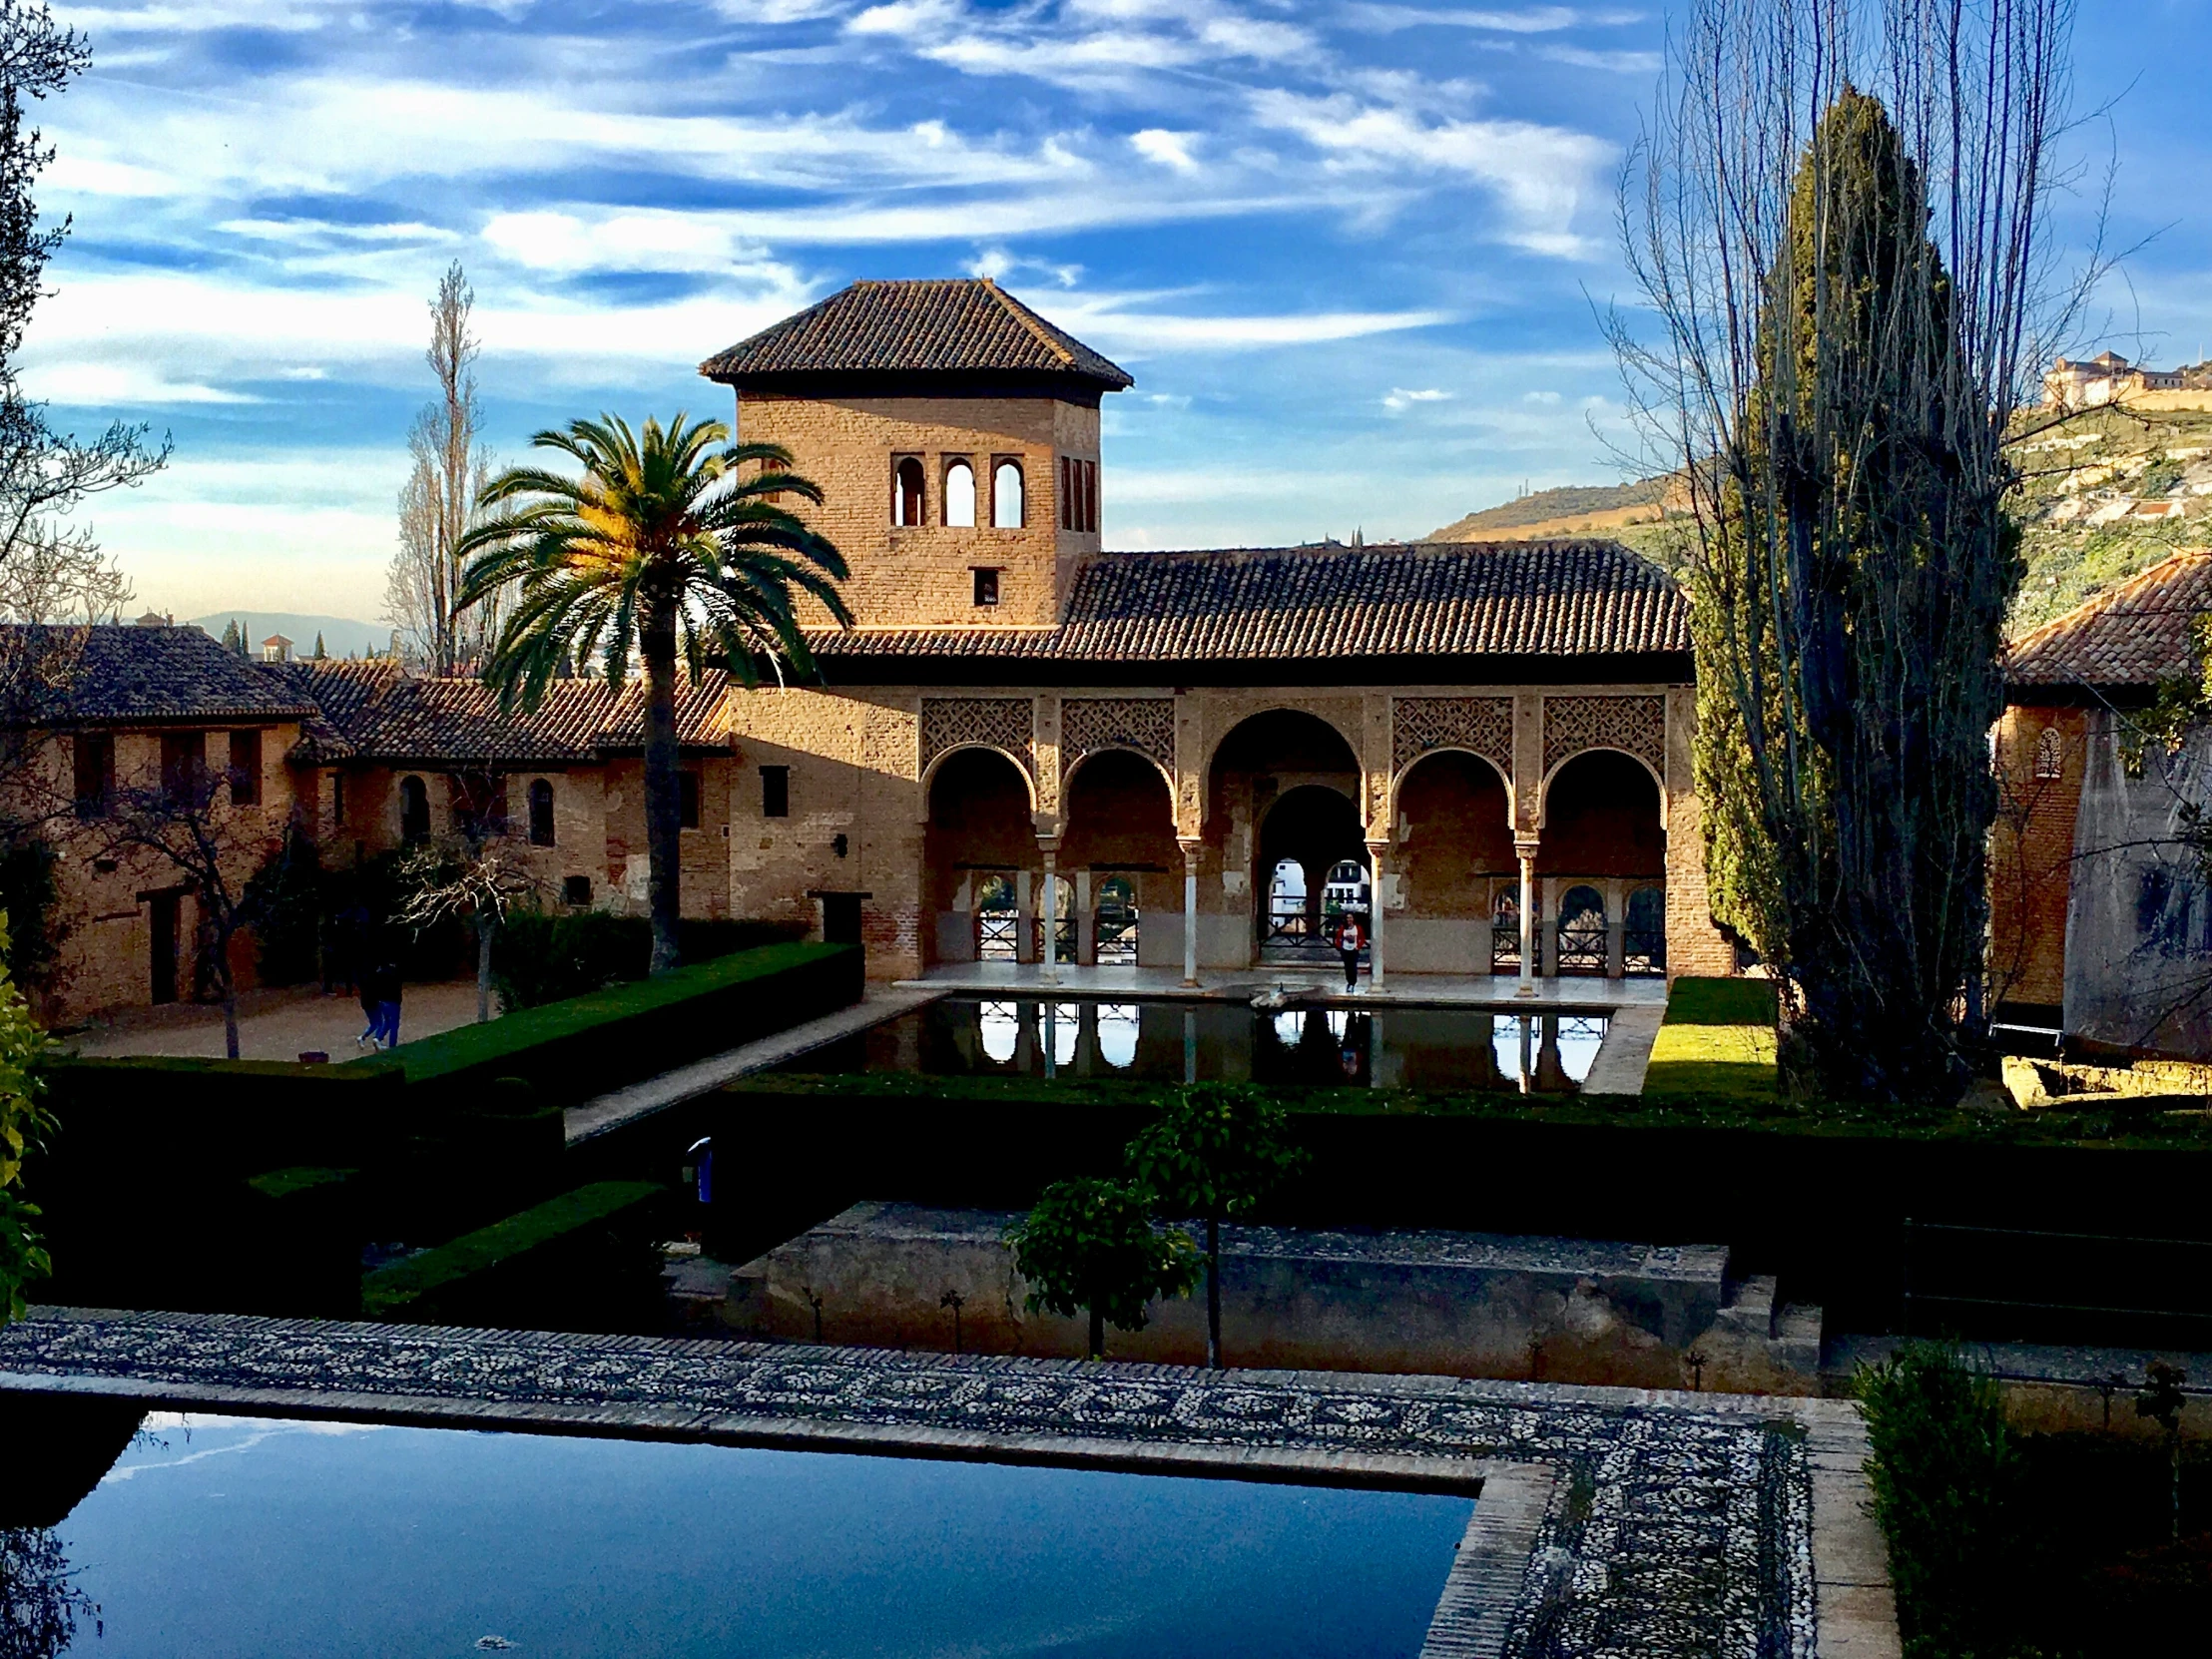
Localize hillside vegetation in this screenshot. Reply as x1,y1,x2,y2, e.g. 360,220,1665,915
1426,397,2212,633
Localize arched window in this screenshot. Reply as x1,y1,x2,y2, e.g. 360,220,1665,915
399,775,429,842
1624,885,1666,975
528,778,555,846
1556,885,1607,973
2033,727,2063,781
892,457,925,527
1267,857,1309,941
944,460,976,527
992,460,1024,528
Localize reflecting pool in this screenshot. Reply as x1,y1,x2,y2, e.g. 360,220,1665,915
30,1412,1472,1657
789,997,1608,1091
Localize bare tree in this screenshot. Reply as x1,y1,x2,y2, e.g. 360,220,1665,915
92,751,274,1059
1609,0,2092,1100
394,830,539,1023
384,262,494,674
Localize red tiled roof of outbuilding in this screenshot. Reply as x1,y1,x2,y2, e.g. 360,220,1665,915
2005,550,2212,694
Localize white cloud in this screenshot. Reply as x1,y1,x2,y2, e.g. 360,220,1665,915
1522,388,1562,403
1345,4,1640,31
1383,385,1452,410
1038,293,1452,355
1131,129,1201,173
1537,44,1661,72
20,361,256,405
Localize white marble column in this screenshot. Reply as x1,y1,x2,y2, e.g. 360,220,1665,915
1179,836,1202,986
1366,839,1388,990
1515,837,1539,997
1039,838,1060,984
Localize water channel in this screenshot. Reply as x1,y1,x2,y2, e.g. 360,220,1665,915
21,1411,1472,1657
789,996,1607,1091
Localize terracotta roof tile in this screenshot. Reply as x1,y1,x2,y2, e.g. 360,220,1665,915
701,278,1132,391
2006,551,2212,692
3,624,321,725
810,540,1689,664
289,668,733,765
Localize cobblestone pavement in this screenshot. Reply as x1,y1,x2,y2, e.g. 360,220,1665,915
0,1308,1819,1659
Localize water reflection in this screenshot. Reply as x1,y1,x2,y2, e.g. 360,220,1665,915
809,999,1610,1093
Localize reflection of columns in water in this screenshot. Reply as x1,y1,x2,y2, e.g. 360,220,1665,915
1183,1007,1198,1084
1015,1003,1037,1071
1518,1012,1534,1094
1368,1009,1384,1089
1533,1016,1571,1093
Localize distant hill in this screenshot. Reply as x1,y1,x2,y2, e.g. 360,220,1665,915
185,612,391,659
1428,479,1669,542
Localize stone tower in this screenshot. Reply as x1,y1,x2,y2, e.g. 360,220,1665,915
700,278,1134,632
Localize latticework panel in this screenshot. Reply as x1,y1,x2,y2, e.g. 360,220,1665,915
1542,695,1666,775
1392,696,1514,777
919,697,1035,782
1061,697,1175,780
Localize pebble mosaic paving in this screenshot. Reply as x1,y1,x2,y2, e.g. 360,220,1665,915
0,1308,1824,1659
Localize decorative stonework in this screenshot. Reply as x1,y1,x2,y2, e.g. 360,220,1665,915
1542,695,1666,776
1393,697,1515,777
1061,697,1175,782
0,1309,1822,1659
919,697,1035,785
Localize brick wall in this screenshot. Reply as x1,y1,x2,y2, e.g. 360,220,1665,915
1988,704,2087,1012
733,391,1099,631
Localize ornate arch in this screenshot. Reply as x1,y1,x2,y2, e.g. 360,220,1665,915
1203,702,1368,779
1061,697,1176,797
1388,745,1516,830
919,697,1039,813
920,742,1040,814
1541,696,1665,776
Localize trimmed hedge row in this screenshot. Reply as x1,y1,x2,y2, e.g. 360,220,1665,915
349,940,861,1108
362,1180,667,1329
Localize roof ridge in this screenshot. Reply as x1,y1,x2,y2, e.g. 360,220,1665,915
980,279,1075,369
2007,548,2212,656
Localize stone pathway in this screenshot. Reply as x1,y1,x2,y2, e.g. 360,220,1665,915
564,986,944,1145
63,979,484,1061
0,1307,1895,1658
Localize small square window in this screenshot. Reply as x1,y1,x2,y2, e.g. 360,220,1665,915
972,567,1001,607
762,765,791,819
679,770,702,830
562,874,593,906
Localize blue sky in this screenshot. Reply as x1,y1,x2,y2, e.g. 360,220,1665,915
24,0,2212,622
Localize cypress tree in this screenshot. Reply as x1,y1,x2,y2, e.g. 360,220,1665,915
219,619,239,654
1691,89,2019,1101
312,631,325,660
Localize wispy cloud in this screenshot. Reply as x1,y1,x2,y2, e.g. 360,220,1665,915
1383,385,1453,410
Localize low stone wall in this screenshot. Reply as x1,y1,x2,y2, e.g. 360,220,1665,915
713,1203,1822,1393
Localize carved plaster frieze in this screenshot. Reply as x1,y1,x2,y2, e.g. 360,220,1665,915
1541,695,1667,775
1391,696,1515,777
1060,697,1176,782
919,697,1036,787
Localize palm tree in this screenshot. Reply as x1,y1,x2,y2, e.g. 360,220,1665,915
455,413,849,974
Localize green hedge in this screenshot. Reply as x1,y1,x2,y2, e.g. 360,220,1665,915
351,940,860,1107
491,913,810,1009
1662,975,1780,1026
362,1180,666,1327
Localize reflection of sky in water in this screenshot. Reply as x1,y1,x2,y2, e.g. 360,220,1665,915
979,1002,1019,1064
1050,1005,1080,1068
1490,1015,1609,1084
1327,1010,1349,1043
57,1413,1469,1659
1273,1010,1303,1047
1097,1004,1140,1069
1556,1017,1606,1082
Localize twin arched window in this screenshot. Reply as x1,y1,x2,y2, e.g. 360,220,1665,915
2033,727,2063,781
893,457,925,527
944,460,976,527
892,455,1025,528
993,460,1023,528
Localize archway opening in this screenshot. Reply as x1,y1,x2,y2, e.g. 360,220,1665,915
924,747,1034,967
1060,747,1177,967
1208,709,1365,967
1396,750,1514,974
1537,751,1663,875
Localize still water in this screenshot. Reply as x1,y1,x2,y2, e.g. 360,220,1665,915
32,1412,1471,1658
791,996,1607,1091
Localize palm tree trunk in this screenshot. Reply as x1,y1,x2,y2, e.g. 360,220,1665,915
640,599,683,975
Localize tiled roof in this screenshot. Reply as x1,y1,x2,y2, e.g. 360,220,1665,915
276,664,734,764
700,278,1133,391
810,540,1690,664
2005,551,2212,692
262,660,401,762
3,625,321,725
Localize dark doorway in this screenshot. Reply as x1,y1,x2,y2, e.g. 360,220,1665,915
1257,785,1368,963
148,891,179,1004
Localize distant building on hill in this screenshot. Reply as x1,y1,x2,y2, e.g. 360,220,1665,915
2042,350,2212,407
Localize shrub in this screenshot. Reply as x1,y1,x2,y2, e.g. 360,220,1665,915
1857,1344,2031,1657
1007,1176,1198,1359
361,1179,664,1324
491,911,808,1009
0,837,60,991
243,823,324,985
0,912,54,1324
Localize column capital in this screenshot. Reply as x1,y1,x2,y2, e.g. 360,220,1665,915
1035,834,1061,858
1177,835,1204,861
1514,835,1541,860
